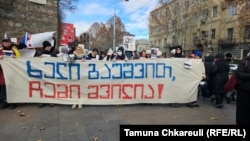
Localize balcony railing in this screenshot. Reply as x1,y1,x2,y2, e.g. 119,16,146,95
218,38,236,46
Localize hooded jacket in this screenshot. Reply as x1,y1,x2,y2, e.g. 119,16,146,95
174,46,184,58
116,46,125,60
42,40,57,57
211,57,230,94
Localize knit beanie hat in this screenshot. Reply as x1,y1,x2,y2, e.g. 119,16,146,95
43,41,51,49
194,50,202,58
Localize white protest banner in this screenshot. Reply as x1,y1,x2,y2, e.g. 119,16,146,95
123,36,135,51
1,58,204,105
27,31,55,48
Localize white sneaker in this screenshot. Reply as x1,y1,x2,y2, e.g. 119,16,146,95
71,104,77,109
78,104,82,109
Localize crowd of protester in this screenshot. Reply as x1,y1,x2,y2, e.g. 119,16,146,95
1,35,249,125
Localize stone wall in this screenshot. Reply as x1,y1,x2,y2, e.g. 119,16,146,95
0,0,58,42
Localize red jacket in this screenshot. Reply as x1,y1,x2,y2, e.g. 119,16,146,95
0,66,5,86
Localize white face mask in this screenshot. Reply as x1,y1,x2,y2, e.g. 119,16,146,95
117,52,122,56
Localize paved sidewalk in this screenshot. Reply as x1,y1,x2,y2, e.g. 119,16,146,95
0,97,236,141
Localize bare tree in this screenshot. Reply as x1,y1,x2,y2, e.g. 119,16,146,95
82,15,126,51
59,0,78,14
158,0,173,5
233,0,250,56
107,16,126,47
149,1,186,56
235,0,250,43
87,22,111,51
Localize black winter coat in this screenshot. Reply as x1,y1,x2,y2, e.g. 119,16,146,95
211,59,230,93
236,56,250,92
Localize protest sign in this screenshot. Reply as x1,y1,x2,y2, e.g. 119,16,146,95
26,31,55,48
0,58,204,105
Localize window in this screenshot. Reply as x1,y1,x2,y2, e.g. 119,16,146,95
211,29,216,39
212,6,218,18
194,0,199,5
193,33,198,41
227,28,233,40
185,0,189,9
228,5,237,16
157,11,161,19
201,31,206,40
245,0,250,10
174,3,180,15
193,12,198,24
166,7,170,16
164,38,167,45
202,9,208,20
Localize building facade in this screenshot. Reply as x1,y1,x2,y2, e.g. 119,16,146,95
149,0,250,60
136,39,149,52
0,0,58,44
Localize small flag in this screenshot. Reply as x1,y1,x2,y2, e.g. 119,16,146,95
21,32,28,45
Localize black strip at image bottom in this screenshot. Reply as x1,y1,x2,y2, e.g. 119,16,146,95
120,125,250,140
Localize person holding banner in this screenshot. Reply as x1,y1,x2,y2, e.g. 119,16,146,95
71,45,85,109
186,50,205,108
170,46,184,107
145,49,151,58
174,46,184,58
73,46,85,61
0,38,21,57
133,50,140,59
41,40,58,57
86,48,99,60
115,46,126,61
34,47,43,57
105,48,116,61
99,51,107,60
0,37,21,109
139,50,147,59
37,40,58,108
